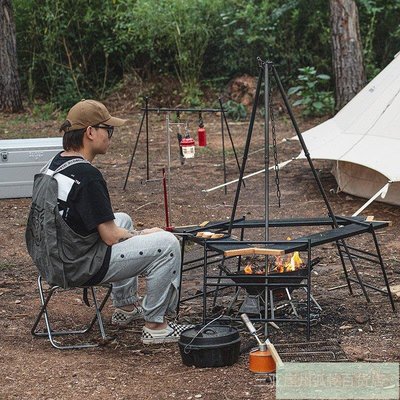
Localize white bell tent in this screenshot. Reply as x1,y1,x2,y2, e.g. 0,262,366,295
298,52,400,209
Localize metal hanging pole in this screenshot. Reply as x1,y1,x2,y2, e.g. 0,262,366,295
263,61,270,338
145,97,150,181
166,113,172,224
264,62,270,245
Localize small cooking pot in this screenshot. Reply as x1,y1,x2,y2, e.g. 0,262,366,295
178,324,241,368
249,348,276,373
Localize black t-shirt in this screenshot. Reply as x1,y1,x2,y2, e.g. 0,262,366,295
49,152,113,284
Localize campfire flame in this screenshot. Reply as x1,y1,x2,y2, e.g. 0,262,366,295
243,252,304,274
244,264,253,274
243,264,266,274
274,251,304,273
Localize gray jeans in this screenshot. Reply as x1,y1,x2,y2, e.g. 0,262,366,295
101,213,181,323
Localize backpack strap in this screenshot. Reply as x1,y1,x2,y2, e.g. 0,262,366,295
42,157,90,177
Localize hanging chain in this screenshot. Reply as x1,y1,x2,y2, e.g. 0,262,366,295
269,68,281,207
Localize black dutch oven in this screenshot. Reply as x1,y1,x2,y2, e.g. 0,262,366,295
178,324,241,368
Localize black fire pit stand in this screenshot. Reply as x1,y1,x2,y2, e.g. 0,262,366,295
174,215,395,340
173,57,395,340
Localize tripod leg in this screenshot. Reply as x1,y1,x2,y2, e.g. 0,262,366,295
219,98,245,189
271,63,339,228
220,109,228,195
123,109,146,190
228,66,264,235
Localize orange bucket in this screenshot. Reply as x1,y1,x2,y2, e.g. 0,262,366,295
249,348,276,373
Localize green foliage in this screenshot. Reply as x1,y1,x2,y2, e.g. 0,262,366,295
358,0,400,79
31,102,59,121
205,0,331,83
14,0,121,108
112,0,221,105
223,100,247,121
12,0,400,110
288,67,334,117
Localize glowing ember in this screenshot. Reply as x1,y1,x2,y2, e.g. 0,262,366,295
244,264,266,275
244,264,254,274
275,256,284,273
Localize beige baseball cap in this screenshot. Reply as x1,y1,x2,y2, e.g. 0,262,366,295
62,99,127,132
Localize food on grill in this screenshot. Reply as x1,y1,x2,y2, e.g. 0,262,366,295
196,232,224,239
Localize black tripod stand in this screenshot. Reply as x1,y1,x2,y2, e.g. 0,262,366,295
228,57,341,234
226,58,394,335
122,97,244,194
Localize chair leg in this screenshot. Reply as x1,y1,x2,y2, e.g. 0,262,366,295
89,286,112,340
31,276,112,350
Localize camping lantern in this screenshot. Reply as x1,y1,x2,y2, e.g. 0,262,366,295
180,137,195,158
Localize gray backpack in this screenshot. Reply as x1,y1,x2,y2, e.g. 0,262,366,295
25,159,109,288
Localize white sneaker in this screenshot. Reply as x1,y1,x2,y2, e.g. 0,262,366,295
141,322,194,344
111,306,144,326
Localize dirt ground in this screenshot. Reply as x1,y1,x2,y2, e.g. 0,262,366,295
0,102,399,400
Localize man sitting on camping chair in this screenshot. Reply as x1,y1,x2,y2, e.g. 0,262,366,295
26,99,192,344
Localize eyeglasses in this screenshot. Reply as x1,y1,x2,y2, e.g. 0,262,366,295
93,124,114,139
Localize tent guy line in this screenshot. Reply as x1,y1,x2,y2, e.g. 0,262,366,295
203,159,294,193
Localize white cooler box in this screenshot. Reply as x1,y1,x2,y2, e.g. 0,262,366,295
0,137,63,199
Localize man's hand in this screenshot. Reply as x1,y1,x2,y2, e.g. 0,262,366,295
130,227,164,236
140,227,164,235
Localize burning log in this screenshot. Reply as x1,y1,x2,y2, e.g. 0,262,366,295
243,251,305,275
230,255,321,296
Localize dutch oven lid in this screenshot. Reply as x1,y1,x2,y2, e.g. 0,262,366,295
179,324,240,348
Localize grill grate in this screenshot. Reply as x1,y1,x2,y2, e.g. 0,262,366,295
275,339,348,362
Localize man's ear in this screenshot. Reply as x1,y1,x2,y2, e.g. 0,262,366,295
85,126,95,141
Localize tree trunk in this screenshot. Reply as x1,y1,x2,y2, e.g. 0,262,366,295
330,0,365,111
0,0,23,112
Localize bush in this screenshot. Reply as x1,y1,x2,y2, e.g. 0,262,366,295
288,67,334,117
14,0,120,108
223,100,247,121
13,0,400,108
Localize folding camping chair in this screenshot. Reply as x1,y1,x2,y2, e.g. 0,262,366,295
31,275,112,350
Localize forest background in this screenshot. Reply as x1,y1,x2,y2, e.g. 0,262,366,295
11,0,400,113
